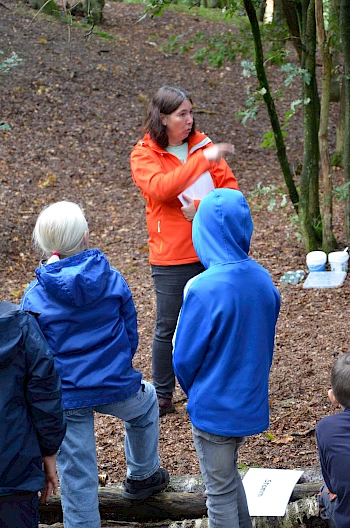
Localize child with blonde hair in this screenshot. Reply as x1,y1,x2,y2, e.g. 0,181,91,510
21,201,169,528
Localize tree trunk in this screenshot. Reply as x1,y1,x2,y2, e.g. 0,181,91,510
340,0,350,239
243,0,299,212
299,0,321,250
315,0,336,251
334,77,345,167
257,0,266,22
273,0,284,25
281,0,302,61
271,0,285,52
329,0,341,102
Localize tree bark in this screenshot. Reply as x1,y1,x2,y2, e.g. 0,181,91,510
281,0,302,61
329,0,341,102
315,0,336,251
334,77,345,167
257,0,266,22
299,0,321,250
340,0,350,239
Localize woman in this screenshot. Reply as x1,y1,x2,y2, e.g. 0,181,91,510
130,85,239,416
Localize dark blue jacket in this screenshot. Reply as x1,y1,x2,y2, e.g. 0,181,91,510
316,408,350,528
0,302,65,495
173,189,280,436
20,249,142,410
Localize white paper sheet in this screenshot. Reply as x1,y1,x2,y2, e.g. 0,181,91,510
242,468,304,516
177,170,214,206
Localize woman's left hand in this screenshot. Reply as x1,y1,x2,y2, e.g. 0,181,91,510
181,194,196,221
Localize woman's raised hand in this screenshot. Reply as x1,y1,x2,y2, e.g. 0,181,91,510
203,143,235,162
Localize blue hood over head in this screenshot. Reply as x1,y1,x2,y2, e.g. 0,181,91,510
35,249,109,307
192,189,253,268
21,248,142,411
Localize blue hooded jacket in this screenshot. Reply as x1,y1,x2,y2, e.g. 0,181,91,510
20,249,142,411
173,189,280,436
0,303,65,495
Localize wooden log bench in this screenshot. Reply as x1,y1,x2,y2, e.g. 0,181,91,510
39,469,328,527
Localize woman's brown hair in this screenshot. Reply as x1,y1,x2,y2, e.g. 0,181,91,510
143,86,196,149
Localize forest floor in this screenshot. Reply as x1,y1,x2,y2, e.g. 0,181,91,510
1,0,349,495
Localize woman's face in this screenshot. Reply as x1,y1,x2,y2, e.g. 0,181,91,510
161,99,193,147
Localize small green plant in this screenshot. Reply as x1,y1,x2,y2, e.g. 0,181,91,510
1,51,23,131
159,33,184,53
248,181,287,211
236,87,259,124
260,130,287,150
0,51,22,73
333,182,350,202
289,213,303,242
260,100,303,149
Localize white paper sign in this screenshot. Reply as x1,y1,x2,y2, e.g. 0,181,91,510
242,468,304,517
177,170,214,206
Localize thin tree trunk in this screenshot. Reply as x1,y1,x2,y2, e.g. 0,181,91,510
315,0,336,251
243,0,299,212
340,0,350,239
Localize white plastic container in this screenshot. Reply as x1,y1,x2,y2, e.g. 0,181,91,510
328,251,349,273
306,251,327,272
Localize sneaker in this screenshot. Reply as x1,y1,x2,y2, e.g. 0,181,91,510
158,397,175,417
122,467,170,500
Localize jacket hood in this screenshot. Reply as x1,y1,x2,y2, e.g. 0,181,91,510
35,248,109,307
192,189,253,268
0,302,19,317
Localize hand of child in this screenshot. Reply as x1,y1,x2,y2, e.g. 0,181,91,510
40,454,59,504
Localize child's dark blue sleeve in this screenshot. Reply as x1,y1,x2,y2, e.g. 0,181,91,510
24,314,66,456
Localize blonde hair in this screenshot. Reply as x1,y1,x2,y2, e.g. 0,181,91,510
33,201,88,259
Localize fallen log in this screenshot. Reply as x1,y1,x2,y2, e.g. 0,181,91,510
39,471,325,526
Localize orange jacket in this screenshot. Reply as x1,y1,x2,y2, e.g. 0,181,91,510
130,131,239,265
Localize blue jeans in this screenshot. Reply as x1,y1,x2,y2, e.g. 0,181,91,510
192,426,252,528
57,381,160,528
151,262,205,399
318,485,337,528
0,492,39,528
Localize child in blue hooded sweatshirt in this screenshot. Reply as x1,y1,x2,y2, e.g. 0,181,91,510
20,201,169,528
173,189,280,528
